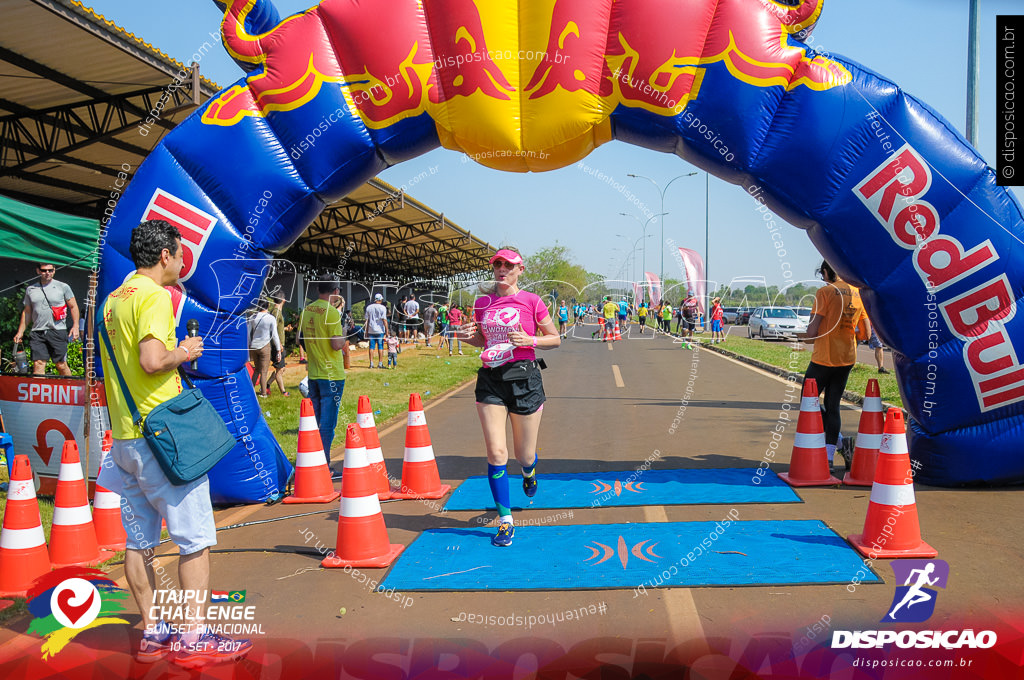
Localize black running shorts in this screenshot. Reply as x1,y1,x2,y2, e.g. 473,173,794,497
475,360,546,415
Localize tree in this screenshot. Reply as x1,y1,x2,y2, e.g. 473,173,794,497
521,245,592,303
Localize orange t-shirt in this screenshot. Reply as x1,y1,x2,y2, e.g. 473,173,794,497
810,280,867,367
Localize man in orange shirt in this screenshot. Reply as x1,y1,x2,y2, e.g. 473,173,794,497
799,261,870,470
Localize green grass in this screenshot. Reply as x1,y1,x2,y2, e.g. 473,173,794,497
262,342,482,458
713,333,903,407
0,598,28,625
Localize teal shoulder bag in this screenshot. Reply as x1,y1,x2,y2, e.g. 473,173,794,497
99,318,235,485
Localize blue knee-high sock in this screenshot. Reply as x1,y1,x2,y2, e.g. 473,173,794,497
522,452,538,478
487,463,512,519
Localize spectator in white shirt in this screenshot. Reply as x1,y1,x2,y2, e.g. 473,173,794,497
248,299,281,397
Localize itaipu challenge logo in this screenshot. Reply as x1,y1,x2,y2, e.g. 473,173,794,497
26,567,129,659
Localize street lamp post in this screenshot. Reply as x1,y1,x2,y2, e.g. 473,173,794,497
627,172,697,284
620,211,667,292
615,234,652,294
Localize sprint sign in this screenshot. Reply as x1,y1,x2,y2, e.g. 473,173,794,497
0,376,110,494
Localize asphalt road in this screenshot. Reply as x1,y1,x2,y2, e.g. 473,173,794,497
6,321,1020,675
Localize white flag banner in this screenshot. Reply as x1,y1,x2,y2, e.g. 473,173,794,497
677,248,706,314
644,272,662,307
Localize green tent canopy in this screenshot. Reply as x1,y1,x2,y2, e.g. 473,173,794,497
0,194,100,270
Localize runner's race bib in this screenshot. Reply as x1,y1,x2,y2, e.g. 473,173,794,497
481,342,516,368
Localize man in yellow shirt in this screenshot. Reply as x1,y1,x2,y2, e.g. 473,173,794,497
799,260,870,471
100,219,250,665
602,297,618,342
300,280,346,464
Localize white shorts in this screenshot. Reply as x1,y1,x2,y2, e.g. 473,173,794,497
112,437,217,555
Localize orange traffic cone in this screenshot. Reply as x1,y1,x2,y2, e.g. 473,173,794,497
93,431,126,552
613,320,622,341
49,440,103,568
779,378,842,486
0,456,51,597
284,399,340,504
392,394,451,500
322,425,404,568
357,396,392,499
844,380,884,486
848,409,937,558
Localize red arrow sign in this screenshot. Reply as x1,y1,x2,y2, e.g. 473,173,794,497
34,419,75,466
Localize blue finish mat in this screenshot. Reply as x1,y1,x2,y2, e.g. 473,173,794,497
380,520,879,591
441,468,801,511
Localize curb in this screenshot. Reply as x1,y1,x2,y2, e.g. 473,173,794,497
700,342,905,415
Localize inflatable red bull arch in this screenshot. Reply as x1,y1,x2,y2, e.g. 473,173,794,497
98,0,1024,500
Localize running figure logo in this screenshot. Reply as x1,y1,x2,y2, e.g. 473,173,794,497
882,559,949,623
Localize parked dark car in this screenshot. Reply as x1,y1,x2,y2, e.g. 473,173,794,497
737,308,753,325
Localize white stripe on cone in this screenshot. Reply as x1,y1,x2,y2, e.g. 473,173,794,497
299,415,318,430
880,432,909,455
855,433,883,449
52,504,93,526
296,449,328,468
7,479,36,502
404,445,435,463
869,482,918,507
365,447,385,464
0,525,46,550
58,462,84,482
800,396,819,411
344,448,369,468
356,412,376,428
863,396,883,411
793,432,826,449
93,490,120,510
407,411,426,427
341,494,383,518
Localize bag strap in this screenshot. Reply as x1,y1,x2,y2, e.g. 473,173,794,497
98,314,144,429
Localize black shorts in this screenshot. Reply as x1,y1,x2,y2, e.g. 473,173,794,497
29,329,68,363
475,361,546,415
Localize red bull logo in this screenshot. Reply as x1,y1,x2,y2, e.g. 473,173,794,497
201,0,851,169
855,144,1022,412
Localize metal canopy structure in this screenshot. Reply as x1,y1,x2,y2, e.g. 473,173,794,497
0,0,219,217
0,0,497,281
282,178,494,281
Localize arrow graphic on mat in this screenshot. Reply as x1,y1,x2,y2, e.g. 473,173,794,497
34,419,75,466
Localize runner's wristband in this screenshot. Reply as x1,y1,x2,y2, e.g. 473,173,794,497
180,345,190,360
532,337,537,348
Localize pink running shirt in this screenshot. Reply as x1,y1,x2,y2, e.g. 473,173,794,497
474,290,549,364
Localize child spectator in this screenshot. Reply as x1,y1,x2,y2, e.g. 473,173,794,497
387,333,399,368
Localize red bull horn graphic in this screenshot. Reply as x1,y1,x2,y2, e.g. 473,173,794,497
202,0,850,169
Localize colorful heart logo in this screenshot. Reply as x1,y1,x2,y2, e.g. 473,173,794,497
57,589,95,626
50,579,101,629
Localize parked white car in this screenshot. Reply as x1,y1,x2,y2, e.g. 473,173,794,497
792,306,813,322
747,307,808,339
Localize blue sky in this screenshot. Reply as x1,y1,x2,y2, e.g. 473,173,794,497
87,0,1022,288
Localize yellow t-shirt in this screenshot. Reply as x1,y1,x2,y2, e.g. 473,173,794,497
100,274,183,440
603,301,618,320
300,299,345,381
811,280,867,367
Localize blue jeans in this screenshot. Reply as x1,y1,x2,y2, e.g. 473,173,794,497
308,378,344,458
